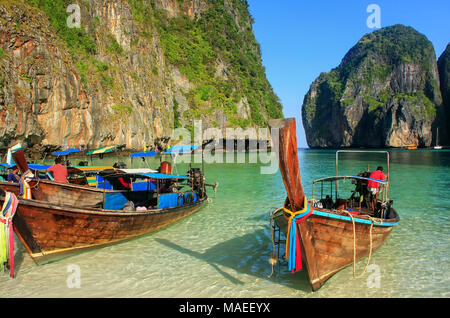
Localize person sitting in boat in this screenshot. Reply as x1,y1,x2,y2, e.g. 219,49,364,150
321,195,333,209
7,167,19,183
367,166,385,211
159,180,175,194
113,162,127,169
111,162,134,189
46,157,68,183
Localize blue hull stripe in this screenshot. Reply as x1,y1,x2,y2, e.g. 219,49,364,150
312,210,399,227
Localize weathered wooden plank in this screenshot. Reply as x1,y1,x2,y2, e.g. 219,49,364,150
0,195,206,263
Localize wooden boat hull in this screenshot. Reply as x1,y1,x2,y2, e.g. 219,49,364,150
274,208,398,290
0,181,19,195
0,180,121,208
3,196,207,264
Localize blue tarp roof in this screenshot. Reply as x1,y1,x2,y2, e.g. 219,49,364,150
163,145,200,154
130,151,159,158
52,148,82,156
29,164,51,170
137,173,190,180
0,163,50,170
104,172,190,180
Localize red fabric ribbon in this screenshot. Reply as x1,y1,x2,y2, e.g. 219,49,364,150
292,210,313,272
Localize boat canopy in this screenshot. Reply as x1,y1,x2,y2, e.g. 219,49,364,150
29,164,51,170
313,175,388,184
75,166,114,172
118,168,158,174
0,163,50,170
87,146,117,156
104,172,191,180
52,148,81,156
163,145,200,154
130,151,159,158
138,172,190,180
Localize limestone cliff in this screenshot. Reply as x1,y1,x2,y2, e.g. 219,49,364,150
438,43,450,145
0,0,282,152
302,25,443,148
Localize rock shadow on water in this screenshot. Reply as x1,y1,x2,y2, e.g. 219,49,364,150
154,229,312,293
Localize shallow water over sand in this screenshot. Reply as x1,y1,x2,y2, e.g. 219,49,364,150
1,149,449,297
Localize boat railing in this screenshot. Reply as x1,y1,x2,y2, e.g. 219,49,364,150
311,175,389,213
335,150,390,201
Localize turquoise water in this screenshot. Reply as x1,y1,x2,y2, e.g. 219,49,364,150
0,149,449,297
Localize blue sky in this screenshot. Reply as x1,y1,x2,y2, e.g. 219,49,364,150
248,0,450,147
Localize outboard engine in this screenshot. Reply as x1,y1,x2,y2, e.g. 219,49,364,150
187,168,204,197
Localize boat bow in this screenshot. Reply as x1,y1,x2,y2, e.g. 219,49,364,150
268,118,399,291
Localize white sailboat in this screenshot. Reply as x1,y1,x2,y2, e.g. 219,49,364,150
434,128,442,150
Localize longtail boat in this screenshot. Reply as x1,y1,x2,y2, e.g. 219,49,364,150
1,181,207,264
0,145,212,207
268,118,399,291
0,146,159,206
0,150,120,207
0,177,121,208
0,145,213,264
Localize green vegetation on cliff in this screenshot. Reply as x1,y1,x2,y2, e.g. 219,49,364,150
343,25,435,74
339,25,437,102
23,0,282,129
23,0,122,95
25,0,96,56
150,0,283,126
302,24,442,148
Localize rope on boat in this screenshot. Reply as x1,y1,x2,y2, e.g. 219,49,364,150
29,177,40,189
268,197,312,277
268,202,384,280
283,198,312,272
342,210,382,279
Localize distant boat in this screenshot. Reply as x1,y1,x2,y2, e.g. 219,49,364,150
434,128,442,150
406,144,417,150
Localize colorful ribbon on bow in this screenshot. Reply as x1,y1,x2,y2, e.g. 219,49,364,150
283,197,313,273
19,170,34,199
6,143,22,166
1,191,19,277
